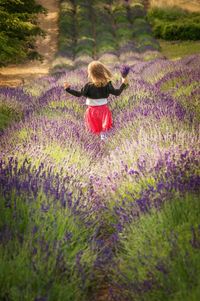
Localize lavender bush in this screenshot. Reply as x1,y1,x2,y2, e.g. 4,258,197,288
0,28,200,301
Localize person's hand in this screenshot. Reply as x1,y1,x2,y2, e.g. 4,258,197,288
63,82,70,89
122,77,129,85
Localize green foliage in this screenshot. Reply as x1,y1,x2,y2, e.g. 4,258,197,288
112,5,134,47
75,38,94,57
129,2,146,19
132,18,151,36
0,190,95,301
147,6,199,22
55,0,160,58
153,19,200,40
75,1,94,57
0,0,45,14
0,0,46,66
115,193,200,301
132,18,160,51
94,4,116,55
148,7,200,40
57,1,75,58
0,104,22,131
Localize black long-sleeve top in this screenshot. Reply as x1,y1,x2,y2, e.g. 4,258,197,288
65,81,126,99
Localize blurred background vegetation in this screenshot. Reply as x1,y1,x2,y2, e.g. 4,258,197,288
0,0,46,66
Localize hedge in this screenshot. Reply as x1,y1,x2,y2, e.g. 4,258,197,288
148,7,200,41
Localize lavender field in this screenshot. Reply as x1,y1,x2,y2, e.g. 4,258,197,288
1,0,200,300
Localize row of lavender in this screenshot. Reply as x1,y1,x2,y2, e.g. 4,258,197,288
52,0,160,73
0,53,200,300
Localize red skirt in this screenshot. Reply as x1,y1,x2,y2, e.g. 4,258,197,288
85,105,112,134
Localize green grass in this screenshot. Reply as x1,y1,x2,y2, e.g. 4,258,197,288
159,39,200,59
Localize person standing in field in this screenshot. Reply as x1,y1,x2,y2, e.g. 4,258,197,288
64,61,129,140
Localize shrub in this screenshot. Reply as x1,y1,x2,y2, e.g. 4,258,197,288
95,5,116,56
57,1,75,58
129,3,146,19
148,7,200,41
132,18,152,36
116,27,133,40
113,6,127,23
75,38,94,57
153,19,200,40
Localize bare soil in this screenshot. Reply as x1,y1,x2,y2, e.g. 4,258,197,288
0,0,59,87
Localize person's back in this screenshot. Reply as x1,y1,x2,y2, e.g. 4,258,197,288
64,61,128,140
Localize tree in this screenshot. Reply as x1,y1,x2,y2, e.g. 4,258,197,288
0,0,46,66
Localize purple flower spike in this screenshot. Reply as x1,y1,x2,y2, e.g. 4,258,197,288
120,65,130,78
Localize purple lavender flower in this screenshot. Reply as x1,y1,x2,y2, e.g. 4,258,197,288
120,65,130,78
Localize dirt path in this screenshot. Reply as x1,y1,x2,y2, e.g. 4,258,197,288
0,0,59,87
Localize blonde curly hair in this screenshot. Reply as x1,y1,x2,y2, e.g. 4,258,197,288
88,61,112,87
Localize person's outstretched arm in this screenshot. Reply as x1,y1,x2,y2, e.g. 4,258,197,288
108,78,128,96
64,83,88,97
